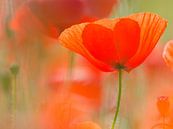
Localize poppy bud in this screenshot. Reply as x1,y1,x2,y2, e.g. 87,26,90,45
10,64,19,76
157,96,170,117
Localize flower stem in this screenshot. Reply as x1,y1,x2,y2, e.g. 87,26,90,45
10,64,19,129
163,116,165,129
67,51,75,80
111,69,122,129
11,74,17,129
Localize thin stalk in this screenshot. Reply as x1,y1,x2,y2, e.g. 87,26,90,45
64,51,75,93
111,69,122,129
67,51,75,80
11,74,17,129
163,116,165,129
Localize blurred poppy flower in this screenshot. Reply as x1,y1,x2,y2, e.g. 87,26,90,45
58,13,167,72
27,0,117,31
45,58,103,109
11,5,58,40
27,0,85,35
11,0,118,39
157,96,170,117
39,59,103,129
144,45,165,70
138,84,173,129
73,121,101,129
143,45,173,90
39,94,94,129
163,40,173,70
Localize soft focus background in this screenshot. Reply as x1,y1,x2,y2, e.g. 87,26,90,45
0,0,173,129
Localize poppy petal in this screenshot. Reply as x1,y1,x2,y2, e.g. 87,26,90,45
94,18,118,29
82,23,116,65
58,22,115,72
113,18,140,66
163,40,173,70
125,13,167,71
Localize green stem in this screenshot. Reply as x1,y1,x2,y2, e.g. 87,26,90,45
67,51,75,80
111,69,122,129
11,74,17,129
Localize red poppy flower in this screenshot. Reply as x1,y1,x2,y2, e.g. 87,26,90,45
163,40,173,70
11,0,117,41
28,0,117,25
27,0,85,33
58,13,167,72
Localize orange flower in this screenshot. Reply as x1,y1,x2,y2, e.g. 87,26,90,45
39,94,91,129
163,40,173,70
157,96,170,117
46,58,103,109
73,121,101,129
58,13,167,72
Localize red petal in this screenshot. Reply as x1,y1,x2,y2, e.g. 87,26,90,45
113,18,140,67
125,13,167,71
58,22,114,72
82,24,116,65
